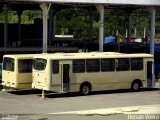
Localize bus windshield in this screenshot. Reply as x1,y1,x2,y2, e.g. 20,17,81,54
3,57,14,71
33,58,47,70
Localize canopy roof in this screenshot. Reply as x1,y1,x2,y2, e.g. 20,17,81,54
1,0,160,6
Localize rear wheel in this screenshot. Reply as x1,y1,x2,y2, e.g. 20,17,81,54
131,81,141,91
80,84,91,95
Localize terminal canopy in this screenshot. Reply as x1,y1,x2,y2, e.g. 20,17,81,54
1,0,160,6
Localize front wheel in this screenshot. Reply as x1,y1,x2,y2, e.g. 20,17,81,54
131,81,141,91
80,84,91,95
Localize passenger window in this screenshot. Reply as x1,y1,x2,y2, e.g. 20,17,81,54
18,59,33,73
73,59,85,73
101,59,115,71
116,58,130,71
52,60,59,74
86,59,100,72
131,58,143,70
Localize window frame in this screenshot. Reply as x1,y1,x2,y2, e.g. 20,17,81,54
52,60,59,74
131,58,143,71
33,58,47,71
86,59,100,72
73,59,85,73
18,59,33,73
116,58,130,71
101,58,115,72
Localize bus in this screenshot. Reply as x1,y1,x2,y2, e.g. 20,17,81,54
2,54,40,90
32,52,154,95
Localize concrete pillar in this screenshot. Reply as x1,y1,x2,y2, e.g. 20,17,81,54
96,5,104,52
3,4,8,48
150,8,155,55
40,3,48,53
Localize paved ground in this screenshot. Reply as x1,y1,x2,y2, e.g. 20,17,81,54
1,105,160,120
0,82,159,120
0,88,159,114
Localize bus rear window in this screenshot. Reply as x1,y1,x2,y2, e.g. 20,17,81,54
33,58,47,70
3,57,14,71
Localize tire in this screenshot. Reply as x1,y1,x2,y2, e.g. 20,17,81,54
80,84,91,95
131,81,141,91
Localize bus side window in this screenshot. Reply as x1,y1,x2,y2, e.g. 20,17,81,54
18,59,32,73
131,58,143,70
116,58,130,71
73,59,85,73
52,60,59,74
101,59,115,72
86,59,100,72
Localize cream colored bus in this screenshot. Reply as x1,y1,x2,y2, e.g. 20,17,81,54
32,52,154,95
2,54,39,89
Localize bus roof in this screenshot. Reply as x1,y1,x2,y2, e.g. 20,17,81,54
33,52,153,60
3,54,42,59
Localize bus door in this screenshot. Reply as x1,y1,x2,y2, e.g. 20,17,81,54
147,61,153,88
62,64,70,93
51,60,71,93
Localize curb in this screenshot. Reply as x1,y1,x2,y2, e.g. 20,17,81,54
49,104,160,116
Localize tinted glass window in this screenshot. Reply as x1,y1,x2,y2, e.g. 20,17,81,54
33,58,47,70
86,59,100,72
18,59,33,73
131,58,143,70
73,59,85,73
101,59,115,71
52,60,59,74
116,58,130,71
3,57,14,71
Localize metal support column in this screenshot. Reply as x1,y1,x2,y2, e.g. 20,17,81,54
150,8,155,55
96,5,104,52
40,3,49,53
3,4,8,48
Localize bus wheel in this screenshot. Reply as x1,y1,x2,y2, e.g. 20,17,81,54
131,81,141,91
80,84,91,95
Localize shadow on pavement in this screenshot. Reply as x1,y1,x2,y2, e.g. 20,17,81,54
7,89,47,95
41,88,159,99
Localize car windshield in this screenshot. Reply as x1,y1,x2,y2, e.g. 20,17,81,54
33,58,47,70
